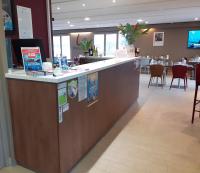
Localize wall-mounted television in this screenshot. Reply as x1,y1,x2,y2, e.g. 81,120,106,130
188,30,200,49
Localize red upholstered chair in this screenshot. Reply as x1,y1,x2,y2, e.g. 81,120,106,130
191,64,200,123
169,65,188,90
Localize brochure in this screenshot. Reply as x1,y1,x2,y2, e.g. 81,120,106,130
21,47,43,71
68,79,78,99
87,72,98,103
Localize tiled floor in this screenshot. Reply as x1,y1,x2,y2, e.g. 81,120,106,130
1,74,200,173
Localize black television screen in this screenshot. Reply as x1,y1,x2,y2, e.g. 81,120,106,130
188,30,200,49
12,39,46,66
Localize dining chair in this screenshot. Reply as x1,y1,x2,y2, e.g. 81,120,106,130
148,64,164,88
169,65,188,90
191,64,200,123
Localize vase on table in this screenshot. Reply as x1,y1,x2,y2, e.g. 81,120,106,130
126,44,135,58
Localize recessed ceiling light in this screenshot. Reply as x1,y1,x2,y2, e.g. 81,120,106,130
137,19,143,23
82,3,86,7
194,17,199,21
145,21,149,24
112,0,116,3
67,21,70,24
57,6,60,10
70,24,74,27
84,17,90,21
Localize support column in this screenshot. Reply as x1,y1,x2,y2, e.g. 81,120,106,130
0,0,15,168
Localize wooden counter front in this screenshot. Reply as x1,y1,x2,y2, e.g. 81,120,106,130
7,61,139,173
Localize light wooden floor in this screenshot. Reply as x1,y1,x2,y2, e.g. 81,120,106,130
1,74,200,173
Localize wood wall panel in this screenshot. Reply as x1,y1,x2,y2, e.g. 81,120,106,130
7,80,59,173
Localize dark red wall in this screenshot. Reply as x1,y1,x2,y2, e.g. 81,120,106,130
7,0,50,64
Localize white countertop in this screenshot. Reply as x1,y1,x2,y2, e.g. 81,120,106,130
5,58,136,84
80,56,113,59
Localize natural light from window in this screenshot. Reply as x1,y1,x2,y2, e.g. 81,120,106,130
94,34,104,56
53,36,61,57
53,35,71,59
106,33,117,57
61,36,71,59
118,33,127,49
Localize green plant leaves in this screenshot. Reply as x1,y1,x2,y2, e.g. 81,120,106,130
118,23,149,45
79,39,93,53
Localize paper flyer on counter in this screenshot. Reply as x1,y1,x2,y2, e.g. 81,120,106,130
21,47,42,72
57,82,69,123
58,106,63,124
78,75,87,102
87,72,98,103
58,87,68,106
68,79,78,99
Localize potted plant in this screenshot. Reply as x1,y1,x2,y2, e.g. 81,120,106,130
118,23,149,57
79,39,93,56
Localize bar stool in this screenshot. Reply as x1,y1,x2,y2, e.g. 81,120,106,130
191,64,200,124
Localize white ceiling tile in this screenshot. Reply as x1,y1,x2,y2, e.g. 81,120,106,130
51,0,200,30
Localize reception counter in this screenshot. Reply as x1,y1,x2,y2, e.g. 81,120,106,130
6,58,140,173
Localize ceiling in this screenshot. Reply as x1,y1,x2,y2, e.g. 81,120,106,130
51,0,200,31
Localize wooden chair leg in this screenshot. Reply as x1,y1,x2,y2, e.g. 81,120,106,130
184,78,186,91
163,75,165,85
148,77,152,88
199,108,200,118
178,78,180,88
192,85,198,124
186,77,188,87
170,78,174,89
156,77,158,86
151,77,154,83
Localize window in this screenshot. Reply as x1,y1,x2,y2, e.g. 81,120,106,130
94,34,104,56
53,35,71,59
53,36,61,57
94,33,119,57
118,33,127,49
105,33,117,57
61,36,71,59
